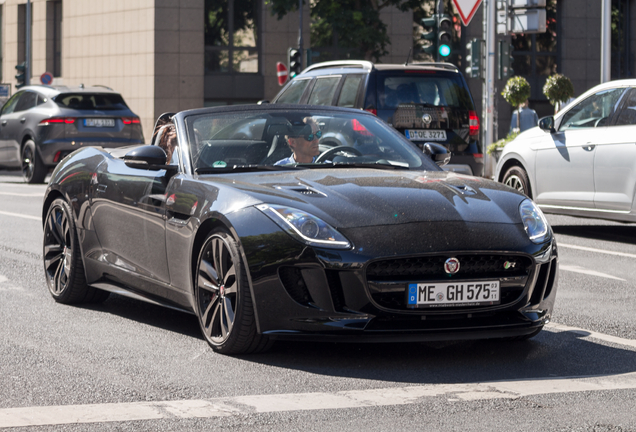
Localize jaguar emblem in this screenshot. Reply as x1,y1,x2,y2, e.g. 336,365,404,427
444,257,460,274
422,113,432,125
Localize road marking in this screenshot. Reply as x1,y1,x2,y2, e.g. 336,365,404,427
2,371,636,428
559,264,626,281
0,191,44,197
1,323,635,428
0,210,40,221
546,322,636,349
0,275,7,283
559,243,636,259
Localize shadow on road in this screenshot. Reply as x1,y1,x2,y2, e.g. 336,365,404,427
83,294,636,385
552,224,636,246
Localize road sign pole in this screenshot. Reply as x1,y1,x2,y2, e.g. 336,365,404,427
483,0,496,179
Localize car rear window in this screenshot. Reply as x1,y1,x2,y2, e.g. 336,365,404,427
377,74,473,110
54,93,128,110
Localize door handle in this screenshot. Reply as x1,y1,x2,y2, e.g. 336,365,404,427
583,144,595,151
1,121,6,126
20,118,26,123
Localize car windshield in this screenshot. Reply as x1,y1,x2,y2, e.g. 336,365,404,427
185,109,438,173
377,74,473,109
54,93,128,110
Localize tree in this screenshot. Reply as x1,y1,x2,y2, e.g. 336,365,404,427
543,74,574,112
502,76,531,131
267,0,422,62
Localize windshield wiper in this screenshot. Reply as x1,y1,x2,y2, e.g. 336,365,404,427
308,162,412,170
196,164,305,174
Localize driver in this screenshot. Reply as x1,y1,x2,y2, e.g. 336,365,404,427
275,117,322,165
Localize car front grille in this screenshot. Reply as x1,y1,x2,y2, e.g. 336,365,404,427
366,254,534,311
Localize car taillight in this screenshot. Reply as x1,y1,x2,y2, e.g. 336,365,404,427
473,153,483,159
39,117,75,126
364,108,377,116
469,110,479,136
122,117,140,124
351,119,373,136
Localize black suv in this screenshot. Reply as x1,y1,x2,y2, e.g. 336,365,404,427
271,60,482,177
0,85,144,183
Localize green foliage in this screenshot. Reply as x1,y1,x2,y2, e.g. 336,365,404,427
543,74,574,106
266,0,421,62
501,76,531,108
487,131,519,155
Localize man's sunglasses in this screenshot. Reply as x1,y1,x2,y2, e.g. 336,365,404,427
292,130,322,141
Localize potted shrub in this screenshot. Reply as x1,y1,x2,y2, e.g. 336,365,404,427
543,74,574,113
501,76,531,132
487,130,519,162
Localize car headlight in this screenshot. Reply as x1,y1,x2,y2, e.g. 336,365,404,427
519,199,550,243
256,204,351,249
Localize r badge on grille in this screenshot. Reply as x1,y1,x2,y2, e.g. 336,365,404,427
444,257,460,274
422,113,432,125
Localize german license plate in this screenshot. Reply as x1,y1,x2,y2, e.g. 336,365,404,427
405,129,447,141
406,281,500,308
85,118,115,127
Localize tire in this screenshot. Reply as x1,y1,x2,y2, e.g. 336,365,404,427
502,165,531,198
43,198,110,304
22,140,48,184
195,229,272,355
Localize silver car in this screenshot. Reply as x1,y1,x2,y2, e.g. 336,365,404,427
495,79,636,223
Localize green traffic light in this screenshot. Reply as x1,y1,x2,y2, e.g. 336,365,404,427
439,44,451,57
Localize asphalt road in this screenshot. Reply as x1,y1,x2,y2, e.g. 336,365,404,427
1,169,636,431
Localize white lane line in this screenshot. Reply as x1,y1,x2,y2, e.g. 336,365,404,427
3,371,636,428
0,210,40,221
559,243,636,259
559,264,626,281
0,191,44,197
546,322,636,349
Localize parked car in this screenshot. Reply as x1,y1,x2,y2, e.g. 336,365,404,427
270,60,483,177
495,79,636,223
42,104,557,355
0,85,144,183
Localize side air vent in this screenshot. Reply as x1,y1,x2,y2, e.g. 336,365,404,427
275,185,327,197
279,266,313,306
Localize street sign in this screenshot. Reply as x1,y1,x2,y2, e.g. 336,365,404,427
40,72,53,85
510,8,546,33
452,0,483,26
276,62,288,86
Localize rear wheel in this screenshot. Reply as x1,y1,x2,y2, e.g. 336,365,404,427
43,198,109,304
22,140,48,184
502,166,531,198
195,229,272,354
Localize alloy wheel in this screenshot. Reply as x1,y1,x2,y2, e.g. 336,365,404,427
43,204,72,294
22,145,35,182
504,174,525,194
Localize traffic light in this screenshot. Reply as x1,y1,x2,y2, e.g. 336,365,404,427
15,63,26,89
498,41,515,79
420,14,438,59
288,48,302,78
465,39,483,78
437,14,453,59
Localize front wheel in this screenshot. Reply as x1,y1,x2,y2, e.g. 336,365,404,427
502,166,531,198
22,140,48,184
43,198,110,303
195,229,272,354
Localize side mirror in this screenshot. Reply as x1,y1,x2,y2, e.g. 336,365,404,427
538,116,556,133
422,142,451,167
123,145,175,171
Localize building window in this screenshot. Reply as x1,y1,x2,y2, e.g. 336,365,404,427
612,0,631,79
46,1,62,77
204,0,259,74
17,3,32,65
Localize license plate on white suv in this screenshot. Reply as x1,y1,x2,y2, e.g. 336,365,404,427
406,281,500,308
405,129,447,141
85,118,115,127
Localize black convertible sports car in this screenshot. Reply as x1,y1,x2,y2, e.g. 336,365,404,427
42,105,558,354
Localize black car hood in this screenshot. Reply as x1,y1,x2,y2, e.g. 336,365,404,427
203,169,527,229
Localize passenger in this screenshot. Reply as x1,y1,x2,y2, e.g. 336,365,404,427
157,124,178,165
275,117,322,165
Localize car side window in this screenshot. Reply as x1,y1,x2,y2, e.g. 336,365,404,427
14,91,38,112
307,76,341,106
560,88,626,130
276,79,311,104
337,75,363,108
613,88,636,126
1,92,22,115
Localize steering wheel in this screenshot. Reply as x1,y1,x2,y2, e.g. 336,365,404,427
315,146,362,163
